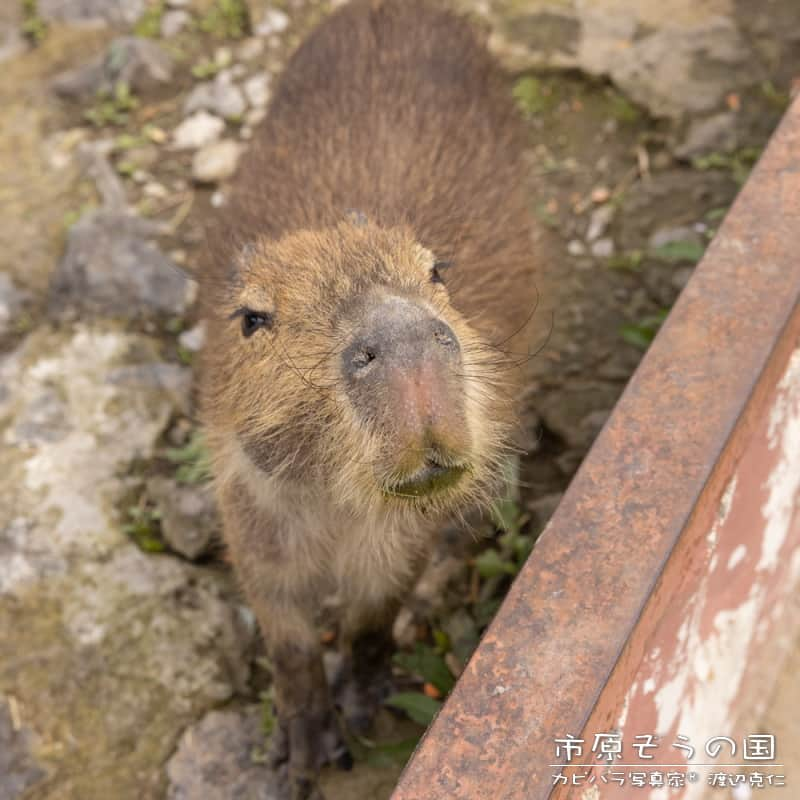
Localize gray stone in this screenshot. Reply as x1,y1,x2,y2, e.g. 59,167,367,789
161,9,191,36
192,139,243,183
0,4,24,64
38,0,146,26
185,73,247,120
586,204,614,242
0,274,28,337
106,362,193,416
474,1,754,120
675,111,740,159
166,708,281,800
243,71,271,108
590,237,615,258
52,36,174,101
648,225,703,251
178,321,207,351
173,110,226,150
0,698,46,800
567,239,586,256
254,8,290,37
0,324,254,796
50,211,190,317
147,477,219,560
237,37,265,61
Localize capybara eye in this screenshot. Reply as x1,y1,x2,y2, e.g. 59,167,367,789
235,309,273,337
430,259,452,284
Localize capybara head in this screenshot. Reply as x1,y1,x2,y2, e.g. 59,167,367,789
201,218,517,518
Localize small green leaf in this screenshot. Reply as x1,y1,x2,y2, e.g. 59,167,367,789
651,240,705,264
607,250,644,271
385,692,442,726
474,548,518,578
619,310,669,350
512,76,552,118
364,737,420,767
393,643,455,694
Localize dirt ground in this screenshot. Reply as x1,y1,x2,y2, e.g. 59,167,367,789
1,1,799,798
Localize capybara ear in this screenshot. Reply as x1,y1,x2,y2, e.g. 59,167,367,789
344,209,369,227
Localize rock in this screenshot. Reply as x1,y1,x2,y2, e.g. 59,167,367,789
0,698,46,800
52,36,174,101
245,107,267,128
237,37,265,61
77,140,127,211
675,111,740,159
185,72,247,120
586,204,614,242
178,321,206,351
192,139,242,183
567,239,586,256
253,8,290,37
537,382,622,448
591,237,615,258
121,143,160,171
0,324,254,797
38,0,146,26
0,274,28,337
106,362,193,416
166,708,280,800
475,1,754,120
441,608,480,666
647,225,703,251
147,478,218,560
143,180,169,199
0,3,24,64
173,110,226,150
243,71,271,108
50,211,191,318
161,9,191,37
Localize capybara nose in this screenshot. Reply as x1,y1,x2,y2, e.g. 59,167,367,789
342,296,470,482
342,296,460,381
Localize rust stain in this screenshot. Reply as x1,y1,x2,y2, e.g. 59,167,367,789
391,98,800,800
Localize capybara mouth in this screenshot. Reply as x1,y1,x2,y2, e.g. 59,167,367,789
383,457,469,498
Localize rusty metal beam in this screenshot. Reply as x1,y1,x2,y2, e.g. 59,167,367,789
392,97,800,800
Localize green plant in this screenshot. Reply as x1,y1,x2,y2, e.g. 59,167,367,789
21,0,48,44
606,89,641,124
191,57,222,79
393,643,455,695
760,80,790,111
619,309,670,350
165,430,212,485
84,82,139,127
607,250,644,271
512,75,553,119
123,505,165,552
650,240,705,264
134,0,165,38
199,0,250,38
692,147,761,186
385,692,442,726
259,689,276,736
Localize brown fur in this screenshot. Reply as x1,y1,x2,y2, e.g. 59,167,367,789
198,1,541,797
